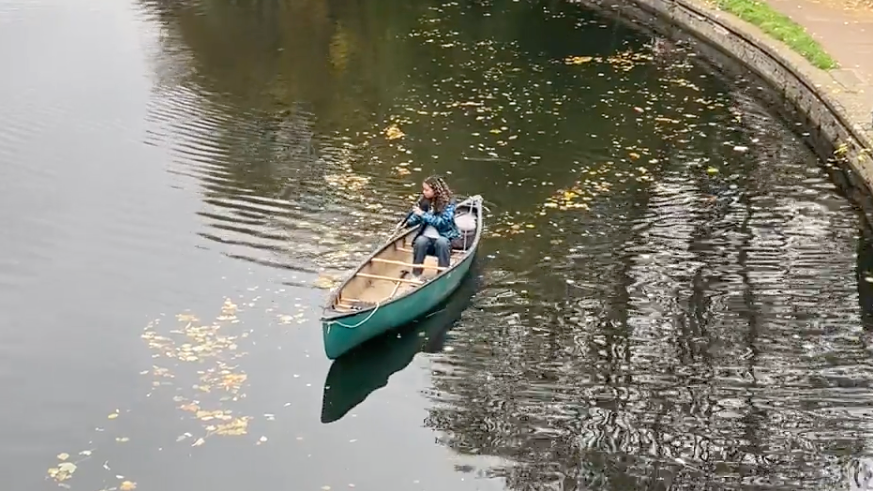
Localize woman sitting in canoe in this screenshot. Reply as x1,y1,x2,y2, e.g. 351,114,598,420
406,175,461,280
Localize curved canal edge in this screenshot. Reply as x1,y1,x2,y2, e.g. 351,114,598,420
577,0,873,218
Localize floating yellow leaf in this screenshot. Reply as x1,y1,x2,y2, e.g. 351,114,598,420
384,124,405,140
179,403,200,413
214,417,251,436
107,412,119,420
217,298,238,321
57,453,70,461
120,481,137,491
48,462,78,482
196,409,232,421
220,373,247,391
564,55,593,65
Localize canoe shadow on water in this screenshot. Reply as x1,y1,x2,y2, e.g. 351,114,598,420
320,259,482,424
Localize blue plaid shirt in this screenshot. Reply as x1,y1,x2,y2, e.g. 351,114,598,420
407,200,460,240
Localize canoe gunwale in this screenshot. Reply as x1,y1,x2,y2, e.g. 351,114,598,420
320,195,485,324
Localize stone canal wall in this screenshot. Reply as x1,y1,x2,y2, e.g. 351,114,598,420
576,0,873,214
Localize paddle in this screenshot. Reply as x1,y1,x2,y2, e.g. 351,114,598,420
389,211,413,237
386,195,427,240
383,210,419,244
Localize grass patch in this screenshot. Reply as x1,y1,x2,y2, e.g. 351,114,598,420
712,0,838,69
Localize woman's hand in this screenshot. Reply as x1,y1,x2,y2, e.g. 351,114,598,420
412,206,424,217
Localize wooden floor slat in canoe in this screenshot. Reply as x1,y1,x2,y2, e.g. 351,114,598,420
356,272,425,284
395,246,467,256
369,257,446,271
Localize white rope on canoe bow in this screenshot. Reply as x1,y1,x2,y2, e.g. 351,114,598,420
327,301,381,330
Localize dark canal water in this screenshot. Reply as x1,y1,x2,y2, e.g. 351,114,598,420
3,0,873,489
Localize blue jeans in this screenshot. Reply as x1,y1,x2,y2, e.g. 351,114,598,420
412,235,451,276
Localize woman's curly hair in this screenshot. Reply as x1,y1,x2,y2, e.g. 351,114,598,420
424,175,453,213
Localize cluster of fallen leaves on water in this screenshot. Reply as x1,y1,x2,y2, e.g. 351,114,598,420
563,49,655,72
315,117,424,233
322,140,372,195
47,407,140,488
46,299,251,488
526,47,755,221
141,298,255,447
314,31,664,203
384,123,405,140
47,447,137,490
47,452,87,486
45,290,322,488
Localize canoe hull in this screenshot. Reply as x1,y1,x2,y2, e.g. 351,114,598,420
321,250,475,359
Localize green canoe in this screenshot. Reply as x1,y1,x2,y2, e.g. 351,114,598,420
320,194,485,360
320,267,480,423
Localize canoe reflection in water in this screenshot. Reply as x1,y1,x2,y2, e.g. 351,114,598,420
320,261,481,424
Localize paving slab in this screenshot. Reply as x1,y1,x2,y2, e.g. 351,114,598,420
767,0,873,123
